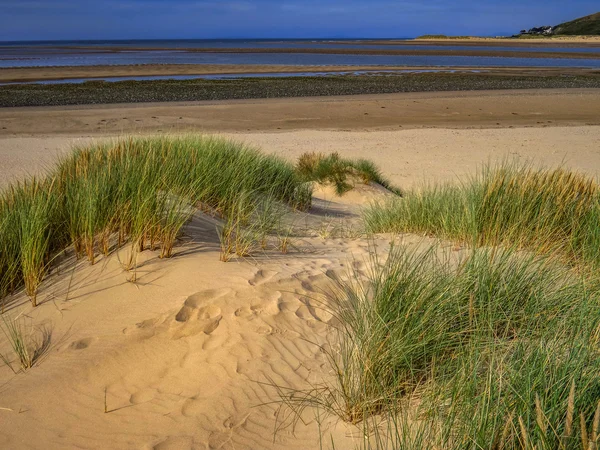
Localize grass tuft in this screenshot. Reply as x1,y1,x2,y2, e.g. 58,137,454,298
364,161,600,268
297,152,401,196
0,314,50,372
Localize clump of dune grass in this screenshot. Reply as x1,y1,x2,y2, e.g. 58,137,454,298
0,314,50,372
0,135,312,304
156,191,196,259
217,192,295,261
0,314,31,372
296,152,401,196
279,244,600,449
217,193,257,262
364,161,600,268
0,202,21,303
11,179,59,306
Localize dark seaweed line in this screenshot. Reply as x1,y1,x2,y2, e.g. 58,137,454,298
2,73,600,107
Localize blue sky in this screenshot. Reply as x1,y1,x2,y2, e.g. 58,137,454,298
1,1,598,41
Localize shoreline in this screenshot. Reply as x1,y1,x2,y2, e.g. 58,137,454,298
1,64,599,83
0,65,493,83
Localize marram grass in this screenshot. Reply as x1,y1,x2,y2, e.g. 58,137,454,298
0,135,313,305
297,151,402,196
364,161,600,268
0,136,396,306
0,313,50,372
294,160,600,448
282,244,600,449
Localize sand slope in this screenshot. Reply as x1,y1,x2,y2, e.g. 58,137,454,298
0,183,396,449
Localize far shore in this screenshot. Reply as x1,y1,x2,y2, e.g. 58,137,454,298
412,36,600,44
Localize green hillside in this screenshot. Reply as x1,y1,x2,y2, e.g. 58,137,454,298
553,12,600,35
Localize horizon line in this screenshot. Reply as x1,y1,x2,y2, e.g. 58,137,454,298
0,35,514,44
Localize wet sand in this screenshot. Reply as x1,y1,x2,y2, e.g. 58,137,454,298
0,65,490,83
2,64,598,83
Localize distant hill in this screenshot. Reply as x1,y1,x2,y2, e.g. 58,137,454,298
553,12,600,35
520,12,600,36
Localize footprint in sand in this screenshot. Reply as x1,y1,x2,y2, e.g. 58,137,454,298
254,324,273,335
208,430,232,449
130,388,155,405
69,337,97,350
169,289,230,339
234,306,253,318
295,305,314,320
248,269,278,286
235,290,281,318
223,412,249,429
180,396,203,417
278,301,299,312
153,436,195,450
122,317,162,339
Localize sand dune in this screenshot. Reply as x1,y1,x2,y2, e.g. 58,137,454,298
2,92,600,448
0,179,395,449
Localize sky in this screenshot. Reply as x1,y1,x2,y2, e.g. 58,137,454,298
1,0,598,41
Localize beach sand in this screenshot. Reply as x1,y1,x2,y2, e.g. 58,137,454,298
2,89,600,135
1,90,600,449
